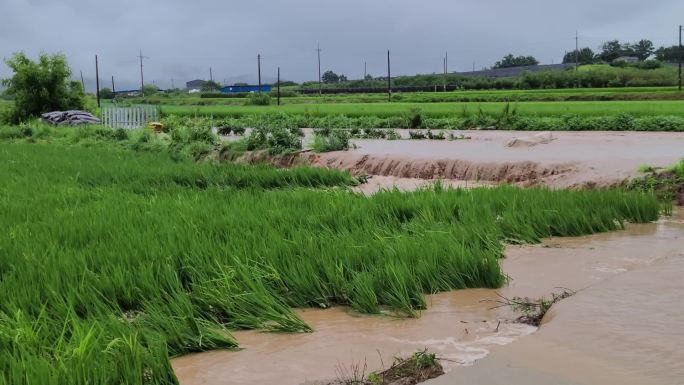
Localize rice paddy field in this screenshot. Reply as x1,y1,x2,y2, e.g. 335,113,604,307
0,141,664,385
159,100,684,119
121,86,684,106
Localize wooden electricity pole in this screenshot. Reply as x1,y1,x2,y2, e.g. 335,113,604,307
80,70,85,92
277,67,281,106
95,55,100,108
387,50,391,102
317,43,322,95
257,54,262,93
679,25,682,92
575,30,579,72
137,50,148,96
443,52,448,92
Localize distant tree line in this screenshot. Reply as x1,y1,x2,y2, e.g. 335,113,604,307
561,39,681,66
493,54,539,69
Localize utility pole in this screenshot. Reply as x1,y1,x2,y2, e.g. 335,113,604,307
111,76,115,95
575,30,579,72
679,25,682,92
472,62,475,72
443,51,448,92
95,55,100,108
387,50,391,102
317,43,322,95
209,67,213,82
257,54,262,93
442,57,446,92
171,78,175,90
446,52,448,90
137,50,148,96
364,61,367,80
80,70,85,92
277,67,281,106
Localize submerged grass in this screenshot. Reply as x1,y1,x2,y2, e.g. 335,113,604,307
0,143,662,384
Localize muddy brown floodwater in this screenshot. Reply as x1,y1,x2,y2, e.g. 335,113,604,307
173,211,684,385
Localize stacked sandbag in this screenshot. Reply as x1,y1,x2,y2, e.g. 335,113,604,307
41,110,101,125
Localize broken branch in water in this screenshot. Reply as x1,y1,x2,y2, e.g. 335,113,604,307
485,288,576,326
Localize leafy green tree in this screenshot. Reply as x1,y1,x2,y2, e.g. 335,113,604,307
563,48,595,65
201,80,222,92
563,47,596,64
322,70,340,83
99,87,114,99
338,74,348,82
493,54,539,69
632,39,655,61
655,45,681,62
1,52,86,123
598,40,624,62
141,84,158,96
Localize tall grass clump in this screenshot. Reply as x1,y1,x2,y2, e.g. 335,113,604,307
0,142,662,384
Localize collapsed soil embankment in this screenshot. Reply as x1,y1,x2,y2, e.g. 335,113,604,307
229,131,684,189
235,150,588,188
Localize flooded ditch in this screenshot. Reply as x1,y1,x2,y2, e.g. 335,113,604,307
173,211,684,385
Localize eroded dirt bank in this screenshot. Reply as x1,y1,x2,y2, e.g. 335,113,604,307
236,131,684,188
172,212,684,385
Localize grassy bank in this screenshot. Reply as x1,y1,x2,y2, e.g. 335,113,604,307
0,141,662,384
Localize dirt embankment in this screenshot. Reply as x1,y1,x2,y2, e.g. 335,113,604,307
231,131,684,189
235,150,587,188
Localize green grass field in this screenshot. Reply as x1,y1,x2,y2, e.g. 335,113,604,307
0,142,663,384
159,100,684,118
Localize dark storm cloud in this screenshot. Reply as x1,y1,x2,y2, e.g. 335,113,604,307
1,0,682,90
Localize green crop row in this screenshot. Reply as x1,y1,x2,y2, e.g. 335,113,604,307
0,142,663,385
170,111,684,132
158,100,684,119
108,86,684,107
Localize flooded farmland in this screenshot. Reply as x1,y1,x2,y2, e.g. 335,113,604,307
173,211,684,385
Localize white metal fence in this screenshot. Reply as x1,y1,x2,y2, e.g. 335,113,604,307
101,106,158,129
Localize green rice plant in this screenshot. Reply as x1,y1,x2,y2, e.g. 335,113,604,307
311,130,351,152
0,142,663,384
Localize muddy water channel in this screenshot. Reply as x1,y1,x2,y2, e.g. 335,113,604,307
173,211,684,385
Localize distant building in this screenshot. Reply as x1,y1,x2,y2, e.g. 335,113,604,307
220,85,272,93
185,79,206,90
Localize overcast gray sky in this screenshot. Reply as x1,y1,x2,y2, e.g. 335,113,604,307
1,0,683,91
